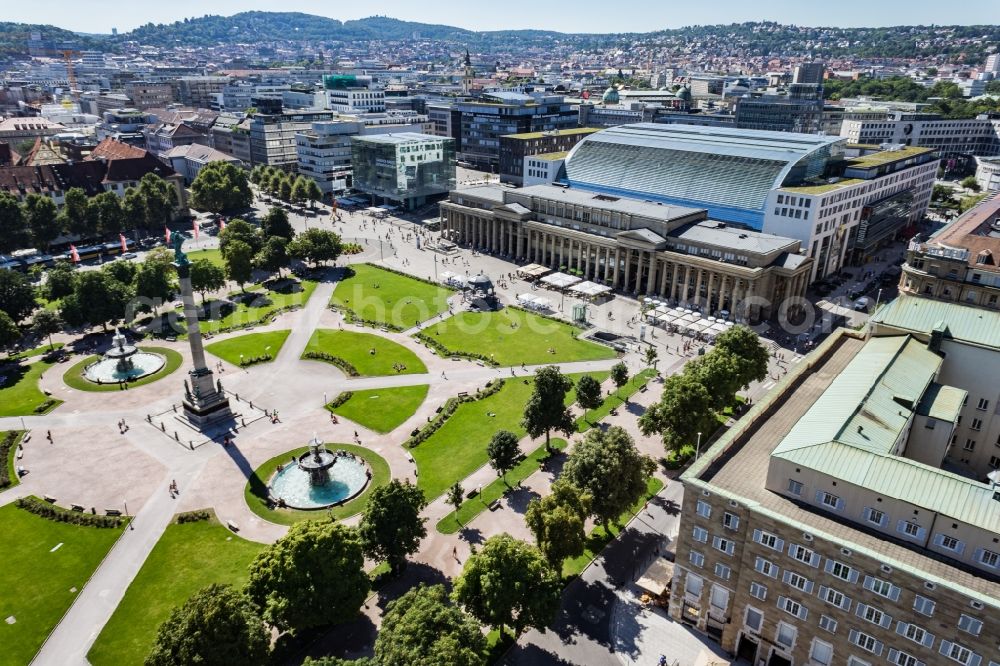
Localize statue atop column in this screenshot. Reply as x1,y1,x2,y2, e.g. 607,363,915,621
171,230,191,267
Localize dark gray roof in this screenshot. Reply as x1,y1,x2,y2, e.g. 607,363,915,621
512,184,703,221
670,220,799,255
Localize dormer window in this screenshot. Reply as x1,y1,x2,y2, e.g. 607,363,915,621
976,250,993,265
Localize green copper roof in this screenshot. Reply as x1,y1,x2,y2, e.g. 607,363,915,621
871,294,1000,349
916,382,965,422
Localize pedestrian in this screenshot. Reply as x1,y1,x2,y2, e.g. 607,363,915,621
47,430,52,443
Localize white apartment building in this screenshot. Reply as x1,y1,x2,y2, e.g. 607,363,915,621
975,157,1000,191
295,120,363,198
326,88,385,114
840,110,1000,156
522,152,566,186
764,146,937,282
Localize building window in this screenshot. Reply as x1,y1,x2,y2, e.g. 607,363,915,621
755,557,778,578
810,639,834,666
898,521,923,539
775,621,796,650
940,641,976,666
692,526,708,543
863,576,899,601
685,572,703,597
899,621,934,648
971,418,983,431
888,649,923,666
753,529,783,552
978,549,1000,568
689,551,705,567
712,536,734,556
990,457,1000,470
696,500,711,518
723,512,739,530
864,507,886,527
820,585,851,611
789,543,818,566
858,603,890,628
825,559,858,583
847,658,872,666
819,614,838,633
817,490,843,510
935,534,964,553
749,581,767,600
787,479,803,496
912,595,936,616
849,629,883,655
958,614,983,636
783,570,813,593
977,398,989,411
964,439,977,451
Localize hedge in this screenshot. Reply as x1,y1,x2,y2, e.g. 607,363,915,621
238,353,273,367
15,496,126,528
404,379,506,448
301,351,360,376
175,510,211,524
329,305,405,332
414,333,499,366
326,391,354,409
0,430,24,489
33,399,60,414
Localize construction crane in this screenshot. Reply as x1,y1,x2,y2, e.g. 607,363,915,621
59,49,79,102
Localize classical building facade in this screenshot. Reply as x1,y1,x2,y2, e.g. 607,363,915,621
440,184,811,321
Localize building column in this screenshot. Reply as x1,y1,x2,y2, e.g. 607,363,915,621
659,259,670,296
718,276,730,314
705,272,716,313
694,268,705,309
646,253,657,295
681,266,692,305
623,249,632,292
612,248,621,288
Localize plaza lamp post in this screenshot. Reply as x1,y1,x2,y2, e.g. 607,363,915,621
124,499,133,530
695,431,703,462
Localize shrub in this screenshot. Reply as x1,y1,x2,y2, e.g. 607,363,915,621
665,444,695,470
176,510,211,524
301,351,359,376
414,333,498,365
0,431,24,489
15,496,125,528
328,305,405,332
326,391,354,409
33,399,59,414
238,353,273,367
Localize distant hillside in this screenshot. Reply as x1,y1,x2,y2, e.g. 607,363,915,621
0,22,108,60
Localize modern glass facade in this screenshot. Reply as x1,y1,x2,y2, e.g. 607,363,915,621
351,133,456,210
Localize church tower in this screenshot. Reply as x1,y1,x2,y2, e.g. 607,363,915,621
463,50,475,95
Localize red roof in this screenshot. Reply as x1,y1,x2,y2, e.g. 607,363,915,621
87,138,147,161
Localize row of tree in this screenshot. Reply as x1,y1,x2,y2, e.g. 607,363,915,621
189,161,253,214
249,165,323,208
0,173,177,253
639,325,769,453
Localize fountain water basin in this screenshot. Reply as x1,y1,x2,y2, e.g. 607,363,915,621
83,329,165,383
269,441,371,510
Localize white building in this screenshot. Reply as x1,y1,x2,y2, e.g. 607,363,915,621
522,152,566,186
161,143,242,184
975,157,1000,191
295,120,363,198
763,146,937,281
840,110,1000,156
326,88,385,114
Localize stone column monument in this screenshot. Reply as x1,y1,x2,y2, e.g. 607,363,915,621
172,231,232,427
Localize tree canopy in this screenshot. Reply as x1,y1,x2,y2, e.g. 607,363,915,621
0,268,38,323
287,228,343,267
713,325,769,389
521,365,575,450
525,479,590,570
574,374,604,421
486,430,521,483
639,372,718,453
358,480,428,575
189,258,226,303
222,239,255,292
260,207,295,241
60,269,132,331
245,520,369,632
190,161,253,213
145,583,270,666
0,310,19,350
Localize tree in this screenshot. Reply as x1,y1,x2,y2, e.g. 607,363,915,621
132,247,175,314
287,228,342,267
254,236,290,277
639,373,718,453
0,192,28,253
525,479,590,570
375,584,487,666
0,310,20,350
91,191,125,236
643,346,659,372
486,430,520,484
44,263,76,301
267,172,283,196
145,584,270,666
452,534,560,637
358,480,428,575
137,174,177,231
685,350,743,409
260,207,295,241
61,270,132,331
219,218,262,255
305,179,323,208
278,176,293,202
0,269,38,323
561,426,655,529
23,194,60,249
521,365,575,452
245,520,368,632
121,188,145,234
190,160,253,213
189,258,226,303
574,374,603,424
446,482,464,523
31,309,62,350
713,325,769,390
961,175,981,192
222,239,254,292
290,176,308,206
610,361,629,393
932,183,954,202
62,187,96,237
102,257,138,287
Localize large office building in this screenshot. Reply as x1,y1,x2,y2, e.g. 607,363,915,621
123,81,174,110
562,123,846,231
351,133,455,210
455,92,578,171
765,146,937,281
900,195,1000,311
439,184,811,322
839,111,1000,157
247,98,334,169
295,120,363,198
177,76,230,109
734,84,824,134
670,301,1000,666
498,127,600,186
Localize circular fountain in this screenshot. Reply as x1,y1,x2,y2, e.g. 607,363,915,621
269,436,371,510
83,328,165,384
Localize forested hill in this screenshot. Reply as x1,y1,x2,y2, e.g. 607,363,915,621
0,22,107,59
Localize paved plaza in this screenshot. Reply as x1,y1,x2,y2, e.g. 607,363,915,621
1,191,807,666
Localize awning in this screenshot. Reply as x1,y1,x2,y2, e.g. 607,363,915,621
636,558,675,597
569,280,611,297
540,272,582,289
517,264,552,278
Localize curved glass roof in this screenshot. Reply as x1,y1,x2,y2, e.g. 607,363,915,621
564,123,846,230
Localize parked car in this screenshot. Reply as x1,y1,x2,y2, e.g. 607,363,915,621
121,252,138,260
853,297,870,312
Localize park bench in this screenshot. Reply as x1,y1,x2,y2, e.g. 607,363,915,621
71,504,84,512
105,509,122,516
488,500,501,512
43,494,56,503
226,520,240,532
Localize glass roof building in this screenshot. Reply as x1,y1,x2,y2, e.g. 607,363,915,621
563,123,846,230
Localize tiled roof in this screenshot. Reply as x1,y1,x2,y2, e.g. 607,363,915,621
927,193,1000,271
87,138,146,161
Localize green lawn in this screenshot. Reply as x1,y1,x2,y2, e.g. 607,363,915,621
88,516,263,666
185,248,224,268
244,443,390,526
0,503,124,666
437,438,568,534
562,477,665,579
4,342,64,362
205,330,290,366
411,372,605,500
62,347,183,393
576,368,657,432
421,308,616,366
0,360,62,417
328,385,429,433
331,263,453,329
303,329,427,376
3,430,26,490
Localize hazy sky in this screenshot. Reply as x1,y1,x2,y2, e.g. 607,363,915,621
13,0,1000,35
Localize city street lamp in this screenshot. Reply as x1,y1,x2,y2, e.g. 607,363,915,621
124,499,133,530
695,432,703,461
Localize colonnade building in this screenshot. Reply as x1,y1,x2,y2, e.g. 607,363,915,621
439,184,812,322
